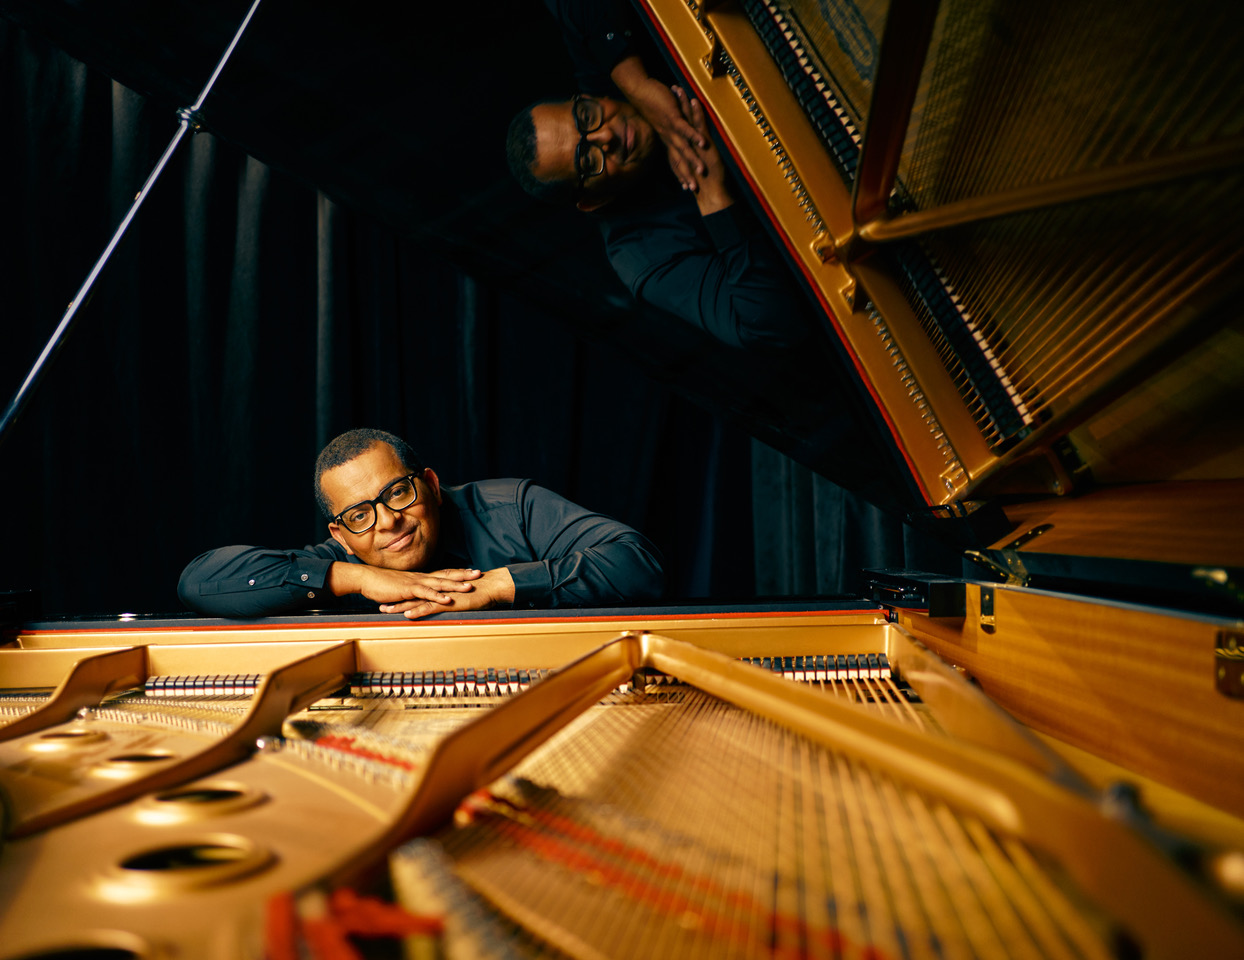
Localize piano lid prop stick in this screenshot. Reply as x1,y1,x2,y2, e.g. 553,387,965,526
0,0,266,453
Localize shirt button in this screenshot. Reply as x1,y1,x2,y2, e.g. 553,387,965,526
606,32,614,39
307,592,316,599
300,574,309,582
248,579,255,586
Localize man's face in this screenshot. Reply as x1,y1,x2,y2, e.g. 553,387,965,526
323,443,442,571
530,96,659,210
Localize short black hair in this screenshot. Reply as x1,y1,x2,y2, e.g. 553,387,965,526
313,428,423,519
505,100,577,205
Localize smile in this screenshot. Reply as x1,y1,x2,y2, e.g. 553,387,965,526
383,530,415,551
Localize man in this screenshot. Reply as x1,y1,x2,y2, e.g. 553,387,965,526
505,0,814,351
178,428,665,619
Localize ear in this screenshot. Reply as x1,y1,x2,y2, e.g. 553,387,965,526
421,467,443,505
575,195,612,213
327,522,356,556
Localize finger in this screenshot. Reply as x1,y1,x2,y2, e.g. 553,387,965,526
672,85,696,124
379,592,445,611
670,140,706,178
386,580,473,606
667,151,697,191
400,601,445,620
379,599,427,614
674,87,708,146
426,567,483,581
424,577,477,593
688,96,705,129
672,119,703,148
681,145,707,177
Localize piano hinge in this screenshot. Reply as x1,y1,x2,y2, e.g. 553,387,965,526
964,549,1030,588
1215,630,1244,699
978,585,996,633
1000,524,1053,551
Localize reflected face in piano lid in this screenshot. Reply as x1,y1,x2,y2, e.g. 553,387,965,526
529,96,658,211
323,443,443,571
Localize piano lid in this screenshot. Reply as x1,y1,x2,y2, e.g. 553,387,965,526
0,0,913,512
630,0,1244,600
4,0,1243,609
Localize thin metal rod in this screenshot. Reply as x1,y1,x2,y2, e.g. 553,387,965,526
0,0,265,451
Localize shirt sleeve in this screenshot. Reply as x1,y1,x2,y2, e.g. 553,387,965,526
603,201,815,351
504,482,665,609
544,0,642,94
177,541,353,618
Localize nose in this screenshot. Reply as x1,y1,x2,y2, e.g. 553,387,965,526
587,123,618,152
374,501,401,529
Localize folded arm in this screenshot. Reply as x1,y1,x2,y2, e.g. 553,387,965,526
177,543,480,619
506,482,666,610
384,482,665,620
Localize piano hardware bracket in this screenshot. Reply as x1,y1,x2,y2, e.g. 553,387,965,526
964,550,1031,590
174,106,206,132
978,585,996,632
1001,524,1054,552
701,35,729,79
811,227,867,263
808,233,861,312
1215,629,1244,699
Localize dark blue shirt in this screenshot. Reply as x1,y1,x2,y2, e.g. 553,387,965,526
543,0,649,95
178,479,664,618
599,188,814,350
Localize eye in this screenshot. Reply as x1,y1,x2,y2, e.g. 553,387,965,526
385,481,413,504
345,507,372,527
575,98,601,132
578,145,605,177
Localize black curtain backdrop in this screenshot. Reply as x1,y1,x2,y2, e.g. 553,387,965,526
0,19,959,619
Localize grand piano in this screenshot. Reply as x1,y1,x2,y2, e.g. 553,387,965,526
2,1,1243,957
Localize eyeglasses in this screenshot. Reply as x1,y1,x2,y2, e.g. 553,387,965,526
572,94,606,192
332,474,420,534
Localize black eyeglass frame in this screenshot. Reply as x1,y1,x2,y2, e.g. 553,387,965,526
331,473,420,534
572,94,606,193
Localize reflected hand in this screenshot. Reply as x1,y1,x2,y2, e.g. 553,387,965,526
610,56,706,190
673,86,732,215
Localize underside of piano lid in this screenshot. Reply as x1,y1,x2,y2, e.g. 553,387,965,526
635,0,1244,558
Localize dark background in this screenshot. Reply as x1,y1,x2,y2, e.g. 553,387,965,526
0,2,959,618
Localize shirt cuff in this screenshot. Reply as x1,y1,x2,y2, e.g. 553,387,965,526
590,27,638,74
702,204,748,250
283,556,334,590
507,561,554,609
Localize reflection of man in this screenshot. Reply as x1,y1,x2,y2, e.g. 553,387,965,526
179,428,664,619
505,0,813,351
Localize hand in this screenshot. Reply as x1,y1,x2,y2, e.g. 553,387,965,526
381,567,517,620
672,86,732,215
610,57,706,190
329,562,482,606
